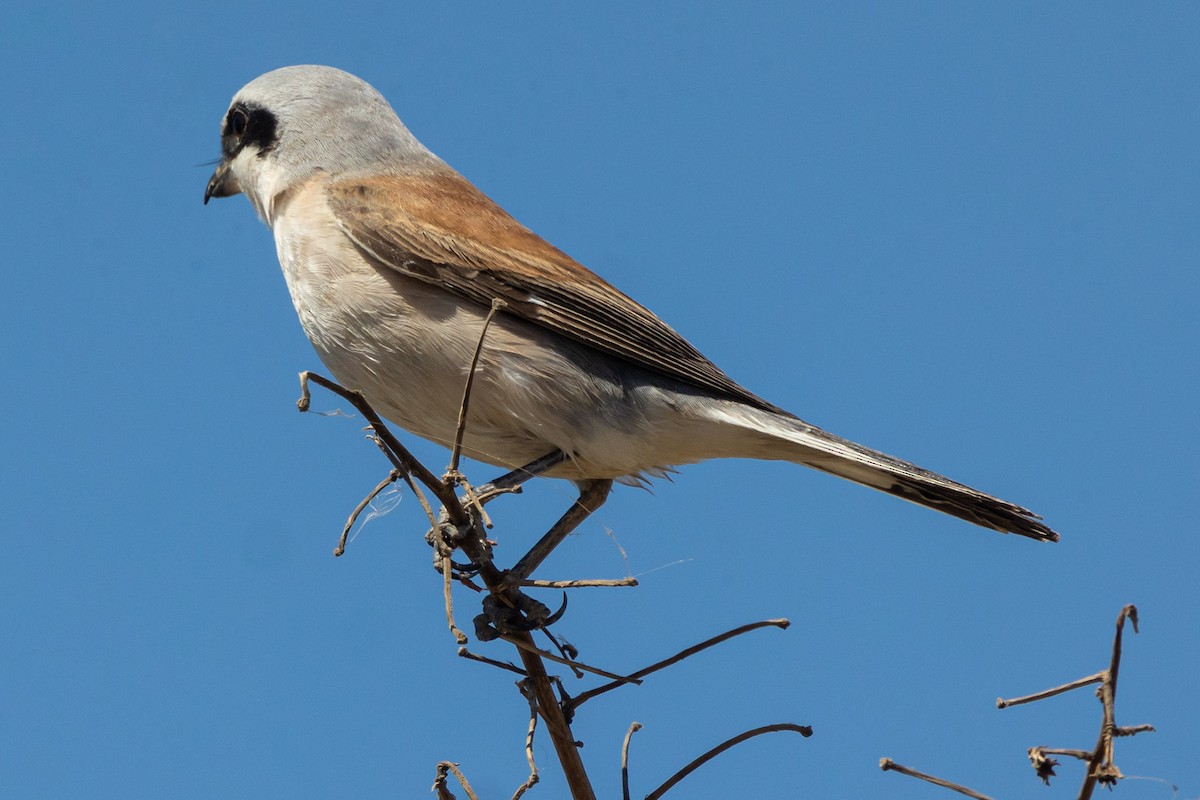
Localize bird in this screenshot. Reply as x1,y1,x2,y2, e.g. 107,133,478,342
204,65,1057,543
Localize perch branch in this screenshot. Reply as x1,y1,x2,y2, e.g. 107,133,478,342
301,371,594,798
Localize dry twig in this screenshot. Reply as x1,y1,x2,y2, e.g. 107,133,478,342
879,758,994,800
457,646,526,676
300,371,596,798
432,761,480,800
568,618,790,712
645,723,813,800
448,298,506,476
334,469,401,557
621,722,642,800
998,604,1151,799
519,578,639,589
511,681,540,800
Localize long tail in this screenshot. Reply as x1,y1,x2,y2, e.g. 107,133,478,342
722,405,1058,542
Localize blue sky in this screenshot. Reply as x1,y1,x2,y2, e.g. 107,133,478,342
2,3,1197,798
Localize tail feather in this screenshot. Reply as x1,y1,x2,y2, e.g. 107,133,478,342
725,407,1058,542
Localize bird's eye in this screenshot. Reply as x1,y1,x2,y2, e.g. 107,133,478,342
228,108,248,138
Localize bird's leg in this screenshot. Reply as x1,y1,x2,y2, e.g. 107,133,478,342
471,450,570,505
509,479,614,582
431,449,571,576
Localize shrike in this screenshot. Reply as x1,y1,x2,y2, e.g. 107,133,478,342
204,65,1057,542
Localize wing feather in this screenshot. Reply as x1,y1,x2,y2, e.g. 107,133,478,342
326,172,779,411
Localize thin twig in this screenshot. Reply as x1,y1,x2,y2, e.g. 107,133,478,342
457,647,526,676
498,634,640,684
302,371,596,797
1040,748,1094,761
621,722,642,800
511,682,540,800
443,549,468,644
1078,604,1140,800
299,372,467,525
542,628,585,679
645,723,812,800
997,671,1107,709
519,578,639,589
1113,724,1155,737
569,619,790,711
879,759,994,800
376,437,437,526
334,469,401,557
449,299,506,475
433,761,481,800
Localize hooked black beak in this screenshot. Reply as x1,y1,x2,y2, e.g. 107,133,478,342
203,161,239,205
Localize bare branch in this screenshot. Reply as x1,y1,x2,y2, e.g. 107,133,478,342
457,646,526,675
374,437,438,527
570,619,791,711
997,671,1107,709
1039,747,1094,761
301,372,597,797
498,633,641,684
621,722,642,800
511,682,540,800
645,723,812,800
879,758,995,800
442,548,468,644
299,372,467,524
1078,604,1142,800
1113,724,1155,737
432,761,480,800
449,298,506,475
334,469,401,557
519,578,639,589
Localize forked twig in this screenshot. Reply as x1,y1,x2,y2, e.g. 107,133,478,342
334,469,401,557
569,618,790,711
432,761,480,800
879,758,994,800
300,371,595,797
299,372,467,525
644,723,813,800
999,604,1150,799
